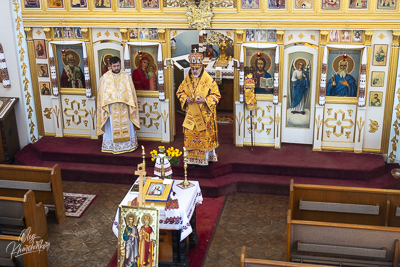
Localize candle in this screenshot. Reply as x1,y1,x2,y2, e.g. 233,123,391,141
183,147,187,157
142,145,145,154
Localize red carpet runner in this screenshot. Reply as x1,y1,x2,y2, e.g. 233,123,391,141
107,196,226,267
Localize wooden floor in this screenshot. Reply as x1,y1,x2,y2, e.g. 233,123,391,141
47,181,288,267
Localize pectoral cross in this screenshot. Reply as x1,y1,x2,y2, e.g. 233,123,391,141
193,48,197,53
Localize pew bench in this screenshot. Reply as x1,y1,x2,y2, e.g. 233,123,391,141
287,180,400,266
0,227,49,267
0,164,65,224
0,190,48,241
240,246,330,267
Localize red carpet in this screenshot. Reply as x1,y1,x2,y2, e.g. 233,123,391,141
107,196,226,267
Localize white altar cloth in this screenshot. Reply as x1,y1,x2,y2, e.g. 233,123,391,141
112,179,203,242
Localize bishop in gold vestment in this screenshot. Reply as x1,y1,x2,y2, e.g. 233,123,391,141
176,51,221,166
96,57,140,154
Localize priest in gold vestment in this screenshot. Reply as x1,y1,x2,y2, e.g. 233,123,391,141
96,56,141,154
176,50,221,166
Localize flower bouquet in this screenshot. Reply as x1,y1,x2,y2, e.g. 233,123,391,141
150,146,183,179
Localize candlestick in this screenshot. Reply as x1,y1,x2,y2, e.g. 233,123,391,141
179,146,193,189
141,145,145,167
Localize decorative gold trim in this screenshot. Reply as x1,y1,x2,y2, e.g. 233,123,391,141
63,133,92,138
243,142,275,147
319,30,329,46
362,148,382,153
137,91,159,98
235,30,244,44
383,46,399,158
276,30,284,46
256,94,273,101
24,27,33,41
315,115,323,140
356,117,365,142
43,27,52,41
81,27,90,42
392,31,400,48
325,97,358,104
59,88,87,95
321,146,354,151
236,111,244,137
120,28,128,42
137,137,163,142
158,28,166,43
364,31,373,46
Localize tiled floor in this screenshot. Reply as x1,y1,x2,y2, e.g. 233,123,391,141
47,181,288,266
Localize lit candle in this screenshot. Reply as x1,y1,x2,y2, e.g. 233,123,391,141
142,145,145,154
183,147,187,157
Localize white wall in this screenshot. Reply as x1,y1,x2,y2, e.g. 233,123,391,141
0,1,29,148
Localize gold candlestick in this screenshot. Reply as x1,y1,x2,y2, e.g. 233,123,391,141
179,147,193,189
141,145,146,168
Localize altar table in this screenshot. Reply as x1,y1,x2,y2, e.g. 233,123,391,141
112,179,203,266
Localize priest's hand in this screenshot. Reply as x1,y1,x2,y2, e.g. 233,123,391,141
187,97,194,104
195,95,205,104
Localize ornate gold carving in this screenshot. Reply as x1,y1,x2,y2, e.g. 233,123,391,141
288,34,293,41
276,31,284,45
324,109,354,137
348,109,353,116
43,107,52,119
327,108,332,115
64,98,69,105
392,31,400,47
298,33,304,39
82,99,86,106
114,32,119,38
369,119,379,133
24,27,33,41
158,29,166,42
154,122,160,129
53,105,60,128
266,105,272,112
63,100,89,126
345,131,351,139
120,28,128,42
275,113,280,138
66,119,71,126
139,102,161,128
310,35,315,41
378,33,386,40
320,31,329,46
235,30,244,44
245,106,274,133
236,112,244,136
315,115,323,140
356,117,365,142
36,29,42,36
160,110,169,133
97,32,102,38
14,0,36,143
83,120,88,127
105,31,110,37
186,1,213,31
364,31,373,46
266,128,271,135
326,130,331,138
81,28,89,41
211,1,235,8
89,107,95,130
43,28,52,41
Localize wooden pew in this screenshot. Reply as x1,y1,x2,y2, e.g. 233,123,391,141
0,164,65,224
0,227,49,267
0,190,48,241
287,180,400,266
240,246,330,267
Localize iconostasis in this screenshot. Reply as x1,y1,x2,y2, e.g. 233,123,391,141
14,0,400,160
